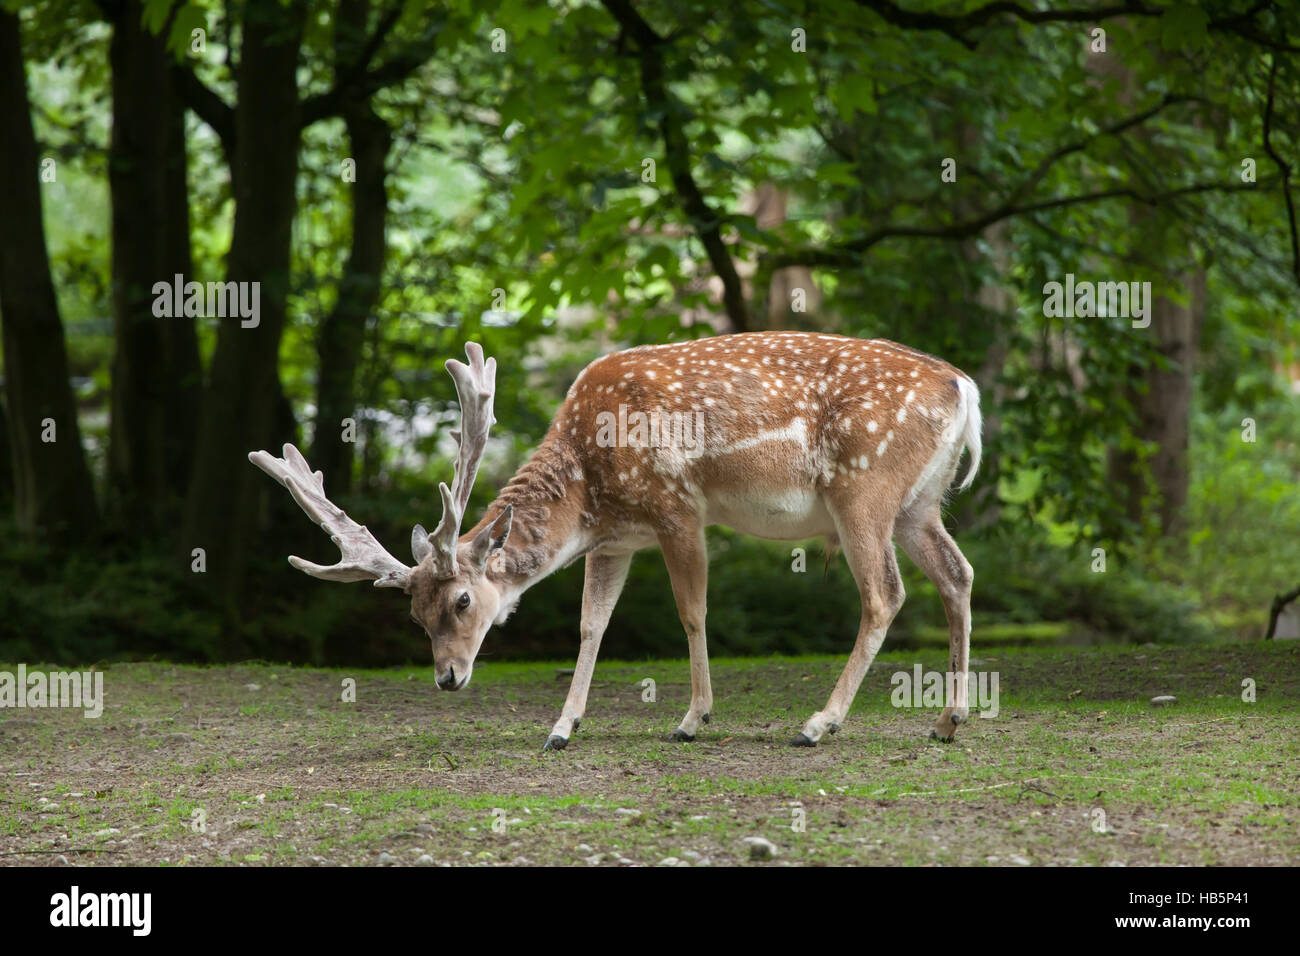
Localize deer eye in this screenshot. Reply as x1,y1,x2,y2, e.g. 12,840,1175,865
456,592,471,612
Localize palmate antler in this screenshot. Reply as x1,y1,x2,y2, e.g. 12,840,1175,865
422,342,498,578
249,343,499,588
248,444,413,589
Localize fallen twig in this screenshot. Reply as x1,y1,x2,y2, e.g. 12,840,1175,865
1017,783,1060,802
1183,715,1262,727
422,751,457,772
896,774,1138,799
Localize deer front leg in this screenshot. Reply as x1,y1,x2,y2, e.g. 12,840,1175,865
659,526,712,742
544,551,632,751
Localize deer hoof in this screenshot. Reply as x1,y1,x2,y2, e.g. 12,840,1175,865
572,718,581,731
932,707,965,742
543,734,568,751
827,722,840,735
667,729,695,742
701,713,711,724
790,733,816,747
929,729,955,743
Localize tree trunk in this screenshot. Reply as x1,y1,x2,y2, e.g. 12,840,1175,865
312,0,392,494
0,398,14,507
182,0,305,606
1109,263,1206,538
749,184,821,329
312,108,390,494
107,0,202,532
1089,31,1204,546
952,116,1012,531
960,219,1013,530
0,10,100,540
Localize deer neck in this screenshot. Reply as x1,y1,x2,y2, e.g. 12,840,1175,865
466,435,592,610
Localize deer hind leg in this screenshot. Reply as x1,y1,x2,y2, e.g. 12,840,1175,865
793,509,904,746
897,513,974,741
543,551,632,751
658,525,712,742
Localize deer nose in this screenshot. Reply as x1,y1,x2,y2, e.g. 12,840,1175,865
437,667,459,691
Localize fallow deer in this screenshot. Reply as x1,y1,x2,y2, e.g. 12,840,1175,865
250,333,981,749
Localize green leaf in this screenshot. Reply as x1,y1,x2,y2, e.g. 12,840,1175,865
1160,4,1210,50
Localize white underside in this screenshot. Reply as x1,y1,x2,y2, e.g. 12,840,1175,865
703,488,835,540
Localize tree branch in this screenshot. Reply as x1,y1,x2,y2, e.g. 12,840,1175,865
1262,53,1300,286
1009,93,1193,204
98,0,236,153
171,66,235,154
853,0,1300,53
301,14,445,127
852,0,1159,48
764,180,1261,270
601,0,751,331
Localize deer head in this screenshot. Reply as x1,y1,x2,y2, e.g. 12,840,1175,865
248,343,512,690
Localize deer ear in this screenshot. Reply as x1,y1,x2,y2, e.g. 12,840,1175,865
469,506,512,571
411,524,433,564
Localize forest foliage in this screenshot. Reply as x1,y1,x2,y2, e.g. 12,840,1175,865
1,0,1297,665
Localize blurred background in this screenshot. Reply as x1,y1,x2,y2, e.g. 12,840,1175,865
1,0,1297,667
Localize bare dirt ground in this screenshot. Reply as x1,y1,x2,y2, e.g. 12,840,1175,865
1,643,1297,866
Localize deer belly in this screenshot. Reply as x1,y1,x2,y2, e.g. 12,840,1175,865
705,488,834,540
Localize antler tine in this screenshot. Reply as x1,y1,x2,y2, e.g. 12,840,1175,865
248,444,412,589
429,342,498,577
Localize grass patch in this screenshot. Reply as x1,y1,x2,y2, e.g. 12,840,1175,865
1,643,1296,865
